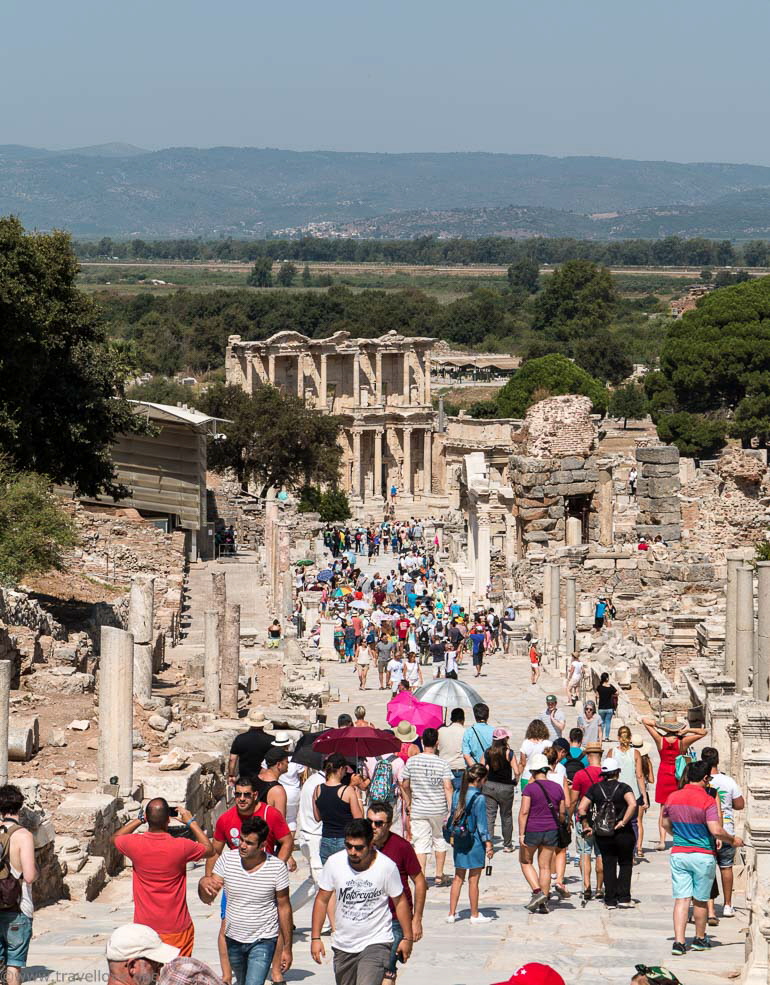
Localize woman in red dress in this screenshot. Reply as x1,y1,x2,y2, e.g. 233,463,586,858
641,716,706,850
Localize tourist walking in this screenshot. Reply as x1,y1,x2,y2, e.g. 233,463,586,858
607,726,645,838
0,785,36,985
437,707,467,790
518,753,566,914
367,802,427,982
566,652,584,706
576,758,638,909
311,819,413,985
298,769,325,888
112,799,213,956
633,736,655,860
482,728,518,852
445,764,494,923
700,747,744,917
377,632,396,690
595,672,618,740
518,719,550,791
661,760,743,955
201,816,293,985
462,702,495,767
641,716,706,851
401,727,454,886
228,710,274,786
569,742,604,899
540,695,566,742
105,925,180,985
529,638,542,685
314,754,364,865
577,700,601,744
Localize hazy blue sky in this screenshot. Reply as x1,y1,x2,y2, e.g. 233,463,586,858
3,0,769,163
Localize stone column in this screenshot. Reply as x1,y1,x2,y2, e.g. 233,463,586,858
736,563,754,694
375,351,383,403
301,591,321,632
296,353,304,398
565,575,577,658
373,429,383,499
476,512,491,597
319,617,337,660
351,429,362,498
423,352,431,405
212,570,227,655
598,470,614,547
549,564,561,656
353,353,360,404
467,511,477,575
725,549,745,678
220,602,241,718
277,520,293,619
423,429,432,494
128,576,154,701
756,561,770,701
402,427,412,494
565,516,582,547
542,563,552,647
98,626,134,791
402,353,410,399
0,661,10,787
268,353,276,384
204,610,221,713
320,353,328,406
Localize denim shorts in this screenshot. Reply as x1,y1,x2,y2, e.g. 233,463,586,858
524,830,558,848
670,852,717,901
0,911,32,967
717,842,736,868
320,836,346,865
575,828,600,857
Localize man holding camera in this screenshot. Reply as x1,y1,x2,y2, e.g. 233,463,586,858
112,797,213,956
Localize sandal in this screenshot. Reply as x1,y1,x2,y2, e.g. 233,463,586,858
434,875,448,887
554,884,571,899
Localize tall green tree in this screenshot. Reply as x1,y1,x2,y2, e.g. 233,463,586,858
0,216,145,496
532,259,617,345
199,383,343,494
507,256,540,295
609,383,649,428
495,353,608,418
657,412,727,459
301,264,312,287
247,257,273,287
276,262,297,287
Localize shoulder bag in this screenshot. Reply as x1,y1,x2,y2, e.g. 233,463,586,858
534,779,571,849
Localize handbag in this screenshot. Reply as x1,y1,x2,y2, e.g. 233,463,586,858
443,795,477,853
534,779,571,849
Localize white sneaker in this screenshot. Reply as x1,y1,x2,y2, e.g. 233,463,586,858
445,914,458,923
470,914,493,924
723,904,736,917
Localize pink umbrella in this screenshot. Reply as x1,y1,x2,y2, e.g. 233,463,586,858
386,691,444,735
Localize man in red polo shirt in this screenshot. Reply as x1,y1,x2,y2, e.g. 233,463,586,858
571,742,604,900
368,800,426,981
112,798,213,956
395,616,411,656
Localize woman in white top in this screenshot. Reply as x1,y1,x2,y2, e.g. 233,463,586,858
280,759,305,832
518,718,551,792
403,652,423,689
566,653,584,706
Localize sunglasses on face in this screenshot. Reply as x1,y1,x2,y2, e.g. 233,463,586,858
235,792,253,799
369,819,387,827
345,842,367,851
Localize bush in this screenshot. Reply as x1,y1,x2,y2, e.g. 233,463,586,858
496,353,608,418
318,489,351,523
656,412,727,459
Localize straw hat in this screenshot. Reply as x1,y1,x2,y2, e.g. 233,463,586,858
248,709,272,728
394,720,418,743
657,718,686,734
271,730,292,748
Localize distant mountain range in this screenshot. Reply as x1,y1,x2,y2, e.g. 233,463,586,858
3,143,770,240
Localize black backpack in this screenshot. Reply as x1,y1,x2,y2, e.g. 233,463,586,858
0,820,22,911
564,752,587,783
591,782,619,837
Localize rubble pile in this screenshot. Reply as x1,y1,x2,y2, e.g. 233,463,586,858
681,452,770,551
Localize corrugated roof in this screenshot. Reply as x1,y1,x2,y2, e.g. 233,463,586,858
129,400,219,428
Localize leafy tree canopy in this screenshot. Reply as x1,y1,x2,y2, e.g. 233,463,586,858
247,257,273,287
507,256,540,295
127,377,196,405
609,383,649,427
656,411,727,459
532,259,617,343
198,384,343,494
495,353,608,418
0,216,144,496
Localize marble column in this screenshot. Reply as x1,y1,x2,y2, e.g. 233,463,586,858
220,602,240,718
565,575,577,658
320,353,328,406
98,626,134,791
353,353,360,405
373,429,383,499
549,564,561,656
375,351,383,403
402,428,412,494
725,549,745,678
423,429,432,494
598,471,614,547
296,353,304,398
476,512,491,597
756,561,770,701
204,609,221,713
735,563,754,694
402,353,410,399
319,617,337,660
129,575,154,701
212,570,227,658
542,563,552,647
423,353,431,405
352,429,362,498
268,353,276,384
565,516,582,547
0,661,10,787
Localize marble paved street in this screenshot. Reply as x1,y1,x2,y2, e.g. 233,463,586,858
25,549,749,985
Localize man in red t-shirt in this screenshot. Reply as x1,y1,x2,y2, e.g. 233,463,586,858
396,616,411,656
199,775,295,985
570,742,604,899
368,800,426,980
112,798,213,956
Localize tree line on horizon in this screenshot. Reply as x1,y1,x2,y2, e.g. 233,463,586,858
73,234,770,268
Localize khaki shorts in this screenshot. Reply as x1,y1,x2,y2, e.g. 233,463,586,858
411,814,449,854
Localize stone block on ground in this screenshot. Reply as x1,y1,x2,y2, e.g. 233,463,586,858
636,445,679,465
63,855,108,902
27,668,94,694
9,716,39,761
132,760,203,809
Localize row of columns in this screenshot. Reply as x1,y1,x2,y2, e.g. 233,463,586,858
350,425,432,500
254,349,431,407
725,552,770,700
542,564,577,669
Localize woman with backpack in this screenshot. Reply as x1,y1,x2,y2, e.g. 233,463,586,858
576,757,638,909
445,764,493,924
482,728,519,853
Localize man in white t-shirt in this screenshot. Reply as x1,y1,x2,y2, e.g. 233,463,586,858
297,770,325,886
386,656,405,695
541,695,566,742
401,728,453,884
311,818,412,985
202,815,292,985
702,747,745,917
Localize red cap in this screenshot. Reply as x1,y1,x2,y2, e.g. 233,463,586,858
491,965,566,985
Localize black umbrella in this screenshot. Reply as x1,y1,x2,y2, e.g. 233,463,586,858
291,730,329,770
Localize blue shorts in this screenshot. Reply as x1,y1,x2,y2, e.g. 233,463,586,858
221,889,227,919
0,911,32,967
576,829,600,857
717,843,736,868
670,852,717,901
